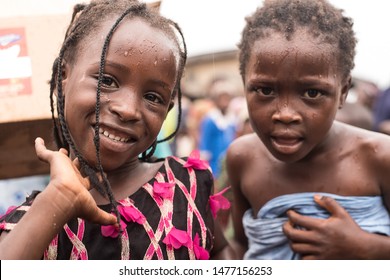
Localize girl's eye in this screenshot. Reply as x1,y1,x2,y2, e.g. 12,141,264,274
144,92,163,104
303,89,322,99
100,75,117,88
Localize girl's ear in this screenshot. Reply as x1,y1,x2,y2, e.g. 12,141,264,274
59,62,71,96
338,75,352,109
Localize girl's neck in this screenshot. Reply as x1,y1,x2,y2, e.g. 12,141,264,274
92,159,166,205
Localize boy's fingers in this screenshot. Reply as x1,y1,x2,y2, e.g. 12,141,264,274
286,210,321,230
313,195,347,217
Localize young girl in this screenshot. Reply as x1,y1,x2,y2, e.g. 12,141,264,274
227,0,390,259
0,0,234,260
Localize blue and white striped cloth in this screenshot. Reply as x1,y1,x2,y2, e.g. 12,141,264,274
243,192,390,259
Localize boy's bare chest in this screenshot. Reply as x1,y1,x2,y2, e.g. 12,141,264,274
241,152,380,214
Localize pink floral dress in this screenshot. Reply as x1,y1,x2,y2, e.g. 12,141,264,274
0,152,230,260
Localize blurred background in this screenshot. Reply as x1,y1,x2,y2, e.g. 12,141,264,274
1,0,390,216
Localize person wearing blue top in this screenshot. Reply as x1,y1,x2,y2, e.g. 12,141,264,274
199,78,237,179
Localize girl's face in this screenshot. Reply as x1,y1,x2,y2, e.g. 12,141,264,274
62,18,178,170
244,30,350,163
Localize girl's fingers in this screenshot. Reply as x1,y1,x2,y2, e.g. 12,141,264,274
59,148,69,156
35,137,50,162
89,209,118,226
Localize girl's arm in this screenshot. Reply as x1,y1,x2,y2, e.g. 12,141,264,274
0,138,116,260
210,220,236,260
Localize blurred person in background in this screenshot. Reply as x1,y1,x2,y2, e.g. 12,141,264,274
198,77,237,179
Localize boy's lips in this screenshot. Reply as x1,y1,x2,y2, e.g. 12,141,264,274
270,134,304,154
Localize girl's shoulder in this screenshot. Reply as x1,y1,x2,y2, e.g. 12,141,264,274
165,151,213,172
0,190,40,232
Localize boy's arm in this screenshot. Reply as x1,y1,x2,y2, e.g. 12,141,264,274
226,142,250,259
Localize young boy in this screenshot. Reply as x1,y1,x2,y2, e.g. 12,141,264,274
227,0,390,259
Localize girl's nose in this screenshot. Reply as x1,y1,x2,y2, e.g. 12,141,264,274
272,103,302,124
107,92,142,122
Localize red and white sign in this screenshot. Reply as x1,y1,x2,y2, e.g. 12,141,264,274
0,27,32,97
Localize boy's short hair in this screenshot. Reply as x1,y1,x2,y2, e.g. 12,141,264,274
238,0,356,80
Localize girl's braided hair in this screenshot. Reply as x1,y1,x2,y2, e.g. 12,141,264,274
238,0,356,80
49,0,187,229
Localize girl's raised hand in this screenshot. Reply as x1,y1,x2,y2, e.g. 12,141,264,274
34,137,117,226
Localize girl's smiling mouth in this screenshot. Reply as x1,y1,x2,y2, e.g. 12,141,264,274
99,127,129,143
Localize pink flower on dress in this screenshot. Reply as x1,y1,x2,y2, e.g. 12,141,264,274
183,150,209,170
209,187,231,218
193,233,209,260
153,181,175,199
163,227,191,249
0,205,17,219
118,204,145,224
101,216,127,238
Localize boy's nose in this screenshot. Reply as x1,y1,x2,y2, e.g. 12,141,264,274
272,103,302,124
108,93,142,122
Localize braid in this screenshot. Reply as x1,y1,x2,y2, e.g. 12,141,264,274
56,36,107,197
94,3,147,225
49,57,64,150
141,140,158,161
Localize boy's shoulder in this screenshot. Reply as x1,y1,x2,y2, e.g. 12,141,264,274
228,133,260,153
226,133,267,166
335,121,390,157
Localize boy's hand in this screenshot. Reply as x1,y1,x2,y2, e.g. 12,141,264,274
34,137,117,226
282,195,367,259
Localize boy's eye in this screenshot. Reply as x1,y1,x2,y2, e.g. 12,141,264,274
303,89,322,99
256,87,274,96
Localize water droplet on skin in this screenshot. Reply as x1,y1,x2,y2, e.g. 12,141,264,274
124,51,129,56
154,61,158,66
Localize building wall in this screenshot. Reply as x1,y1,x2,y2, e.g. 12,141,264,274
182,51,244,98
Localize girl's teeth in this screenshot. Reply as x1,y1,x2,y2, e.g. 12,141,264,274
98,128,129,143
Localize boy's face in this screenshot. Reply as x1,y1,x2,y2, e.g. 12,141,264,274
244,30,349,163
62,18,178,170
